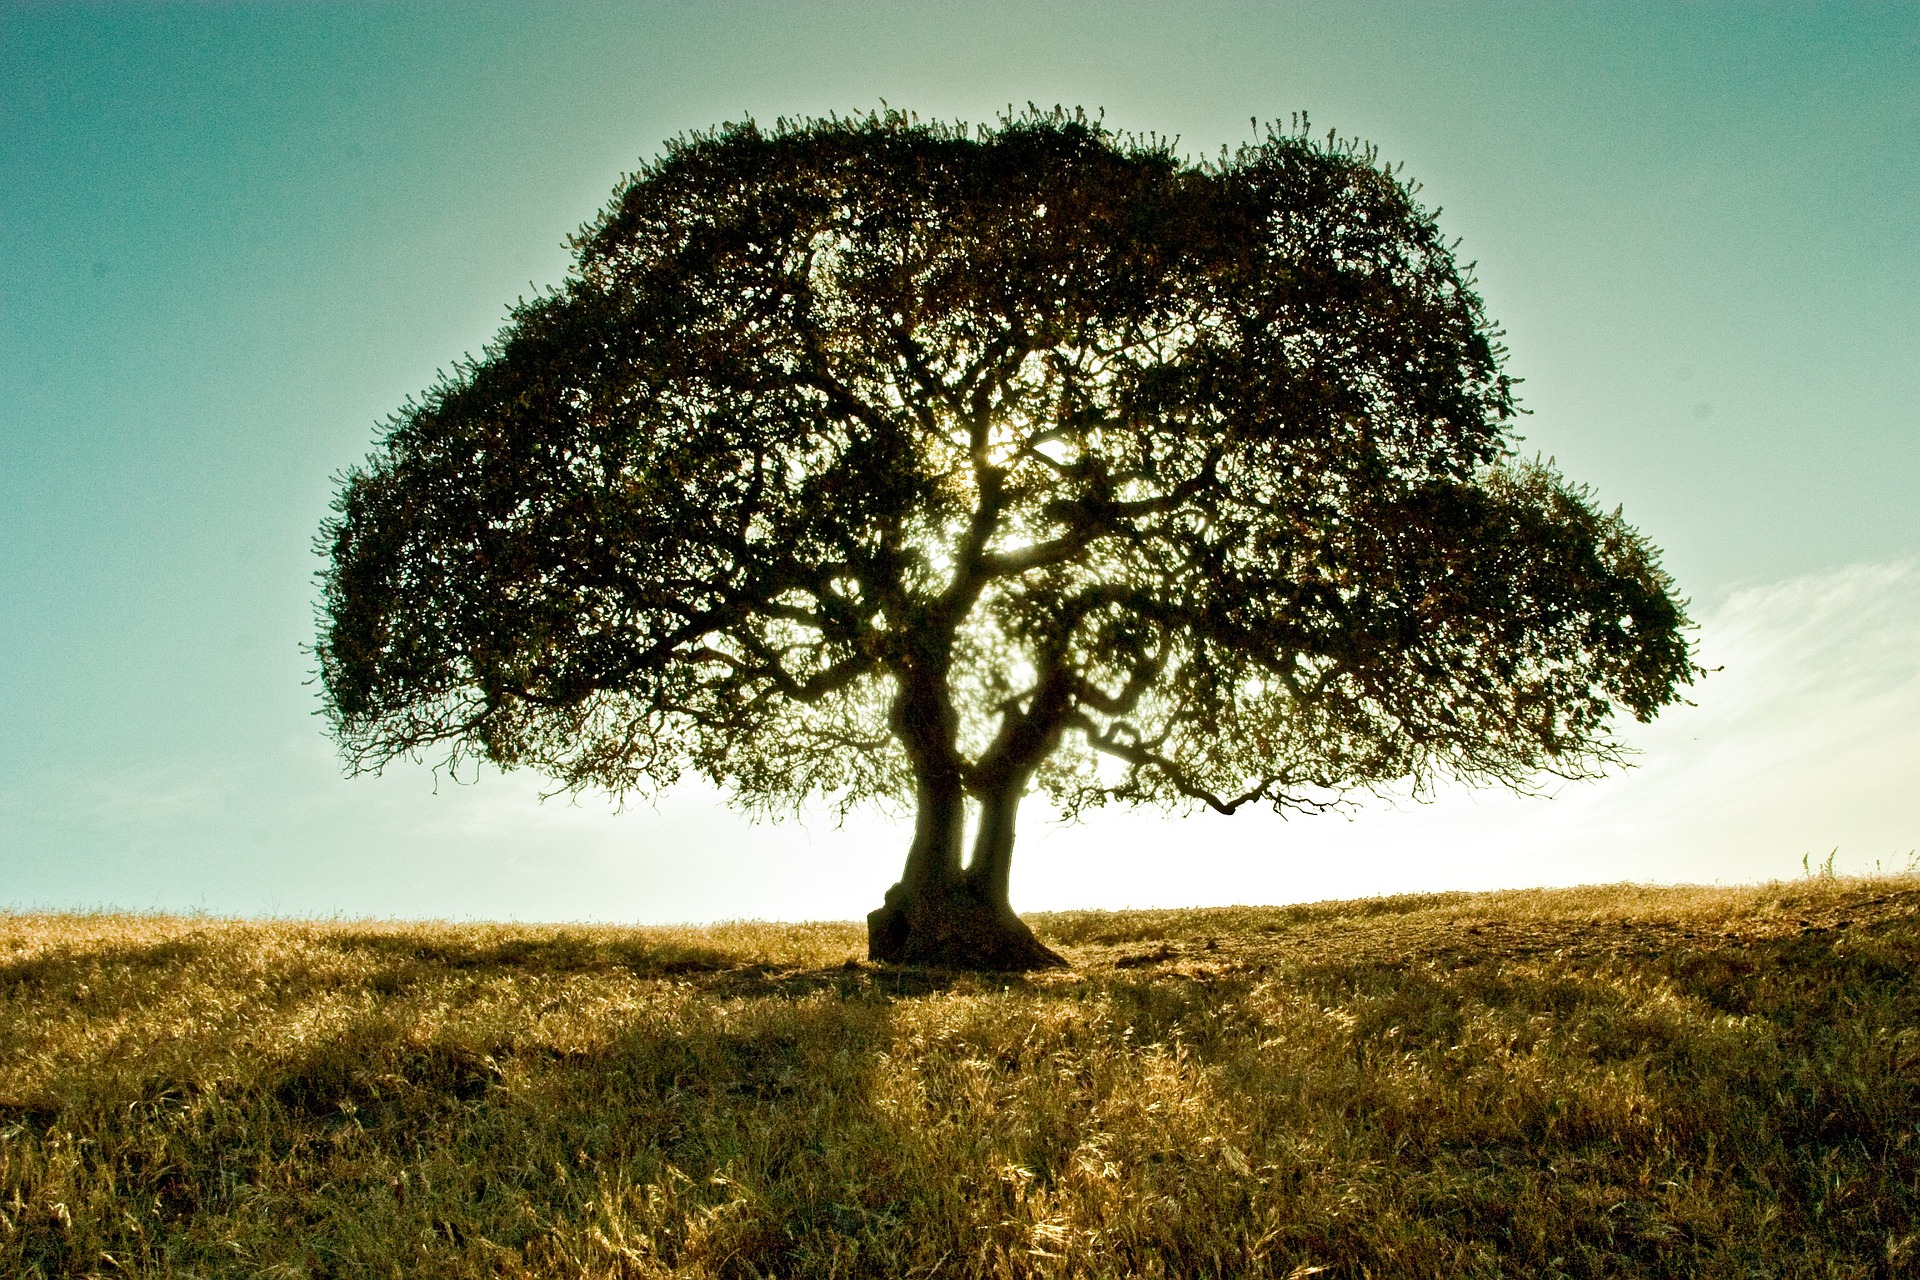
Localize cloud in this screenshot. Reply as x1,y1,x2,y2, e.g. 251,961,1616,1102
1587,560,1920,862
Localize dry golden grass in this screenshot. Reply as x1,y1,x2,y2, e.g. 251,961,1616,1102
4,877,1917,1277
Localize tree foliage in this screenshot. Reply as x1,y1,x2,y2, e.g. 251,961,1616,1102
319,108,1695,856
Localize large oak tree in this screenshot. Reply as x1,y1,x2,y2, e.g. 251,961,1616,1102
318,111,1697,969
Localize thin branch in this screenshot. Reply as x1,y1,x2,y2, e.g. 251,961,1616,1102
1067,710,1331,816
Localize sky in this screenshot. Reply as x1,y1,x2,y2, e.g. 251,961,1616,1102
2,1,1915,924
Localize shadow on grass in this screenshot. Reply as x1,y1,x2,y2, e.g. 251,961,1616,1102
221,991,917,1274
0,935,213,995
322,929,738,978
8,904,1918,1277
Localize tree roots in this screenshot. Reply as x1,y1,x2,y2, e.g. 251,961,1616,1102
866,880,1067,971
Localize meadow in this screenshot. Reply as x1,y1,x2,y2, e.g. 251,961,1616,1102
3,876,1916,1278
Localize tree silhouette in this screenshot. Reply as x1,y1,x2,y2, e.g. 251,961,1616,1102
318,110,1697,969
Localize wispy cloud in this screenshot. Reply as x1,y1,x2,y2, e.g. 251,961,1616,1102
1586,560,1920,860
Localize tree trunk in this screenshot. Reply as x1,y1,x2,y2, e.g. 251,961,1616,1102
866,781,1065,971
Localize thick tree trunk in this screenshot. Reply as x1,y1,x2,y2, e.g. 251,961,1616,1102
865,876,1064,970
866,782,1065,971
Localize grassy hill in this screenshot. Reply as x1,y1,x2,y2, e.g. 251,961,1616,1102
3,878,1916,1278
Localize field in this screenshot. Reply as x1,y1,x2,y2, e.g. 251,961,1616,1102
4,877,1917,1278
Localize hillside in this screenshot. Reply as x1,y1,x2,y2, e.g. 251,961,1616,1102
3,878,1916,1278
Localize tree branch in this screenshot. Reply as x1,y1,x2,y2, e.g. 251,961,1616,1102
1066,711,1332,816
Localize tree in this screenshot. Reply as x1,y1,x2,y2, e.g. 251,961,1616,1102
317,110,1698,970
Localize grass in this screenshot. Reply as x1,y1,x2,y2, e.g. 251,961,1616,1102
3,877,1917,1278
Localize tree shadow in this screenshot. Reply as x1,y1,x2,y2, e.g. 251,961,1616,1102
236,985,931,1275
0,935,212,995
315,931,990,1002
321,928,739,979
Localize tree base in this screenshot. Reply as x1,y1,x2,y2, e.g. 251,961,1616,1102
866,880,1067,971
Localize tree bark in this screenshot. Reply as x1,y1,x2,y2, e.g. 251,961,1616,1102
868,625,1066,970
866,780,1065,971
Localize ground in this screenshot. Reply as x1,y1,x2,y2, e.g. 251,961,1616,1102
3,877,1916,1277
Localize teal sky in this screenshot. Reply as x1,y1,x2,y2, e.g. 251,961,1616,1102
3,2,1916,921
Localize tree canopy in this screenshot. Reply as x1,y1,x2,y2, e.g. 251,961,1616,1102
318,109,1697,968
